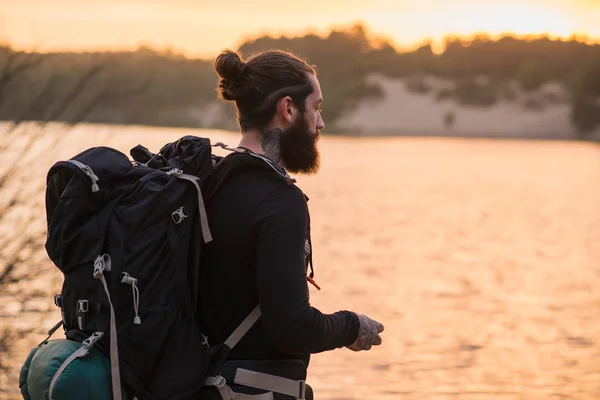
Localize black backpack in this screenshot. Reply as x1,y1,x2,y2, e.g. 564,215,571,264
42,135,295,400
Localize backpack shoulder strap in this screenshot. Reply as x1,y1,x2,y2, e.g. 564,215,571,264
224,305,261,350
212,142,295,184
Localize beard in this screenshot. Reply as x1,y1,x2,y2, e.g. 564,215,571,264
279,115,321,175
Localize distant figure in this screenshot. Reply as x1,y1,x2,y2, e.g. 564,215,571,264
198,49,385,399
444,110,456,130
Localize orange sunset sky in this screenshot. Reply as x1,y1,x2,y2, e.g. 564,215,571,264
1,0,599,57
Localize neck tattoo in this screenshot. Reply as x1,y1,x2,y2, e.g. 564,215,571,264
260,128,283,163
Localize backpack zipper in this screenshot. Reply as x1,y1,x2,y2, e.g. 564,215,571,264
67,160,100,192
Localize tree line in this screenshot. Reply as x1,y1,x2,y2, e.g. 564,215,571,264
1,24,599,138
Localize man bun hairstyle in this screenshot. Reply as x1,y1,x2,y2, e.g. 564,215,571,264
214,49,316,132
215,51,255,100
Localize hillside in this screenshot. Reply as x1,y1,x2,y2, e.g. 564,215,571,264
1,24,599,139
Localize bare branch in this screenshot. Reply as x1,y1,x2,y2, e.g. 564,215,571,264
68,75,152,125
0,48,47,109
46,56,110,122
22,74,61,122
0,129,45,193
0,49,152,380
0,263,15,286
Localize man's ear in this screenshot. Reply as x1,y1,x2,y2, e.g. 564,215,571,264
277,96,296,123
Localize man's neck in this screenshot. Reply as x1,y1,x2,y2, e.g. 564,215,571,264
238,128,283,166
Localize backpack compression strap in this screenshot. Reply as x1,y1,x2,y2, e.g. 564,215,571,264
93,254,123,400
48,332,104,400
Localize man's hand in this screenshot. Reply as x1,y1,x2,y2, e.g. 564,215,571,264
346,314,384,351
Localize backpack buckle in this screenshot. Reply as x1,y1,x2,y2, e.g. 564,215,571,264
171,206,187,224
210,375,226,388
167,168,183,175
298,380,306,399
77,299,89,330
54,294,63,308
78,299,89,313
82,332,104,349
200,333,210,348
93,254,112,278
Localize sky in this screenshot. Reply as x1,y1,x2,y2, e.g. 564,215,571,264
1,0,599,57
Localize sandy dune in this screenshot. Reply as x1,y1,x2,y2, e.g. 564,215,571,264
336,75,589,140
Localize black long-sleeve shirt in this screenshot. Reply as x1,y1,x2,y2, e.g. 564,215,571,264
197,153,359,367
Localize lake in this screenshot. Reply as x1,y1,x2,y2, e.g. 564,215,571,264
1,123,599,399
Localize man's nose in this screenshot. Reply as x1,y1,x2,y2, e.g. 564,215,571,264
317,116,325,130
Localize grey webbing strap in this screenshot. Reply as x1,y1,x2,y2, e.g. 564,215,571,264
48,346,88,399
173,173,212,243
48,332,104,400
224,305,261,349
94,255,123,400
234,369,306,399
98,274,123,400
205,376,233,400
205,306,264,400
216,385,232,400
